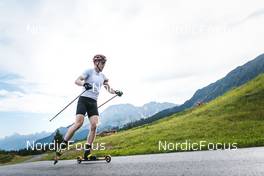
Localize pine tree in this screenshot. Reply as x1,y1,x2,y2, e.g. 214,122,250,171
53,129,63,151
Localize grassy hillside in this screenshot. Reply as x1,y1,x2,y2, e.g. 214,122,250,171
0,153,31,165
45,73,264,160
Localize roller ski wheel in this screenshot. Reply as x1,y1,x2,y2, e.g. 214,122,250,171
105,155,111,163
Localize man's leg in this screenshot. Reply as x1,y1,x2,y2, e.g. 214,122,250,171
84,115,99,159
87,115,99,144
64,114,84,141
54,114,84,163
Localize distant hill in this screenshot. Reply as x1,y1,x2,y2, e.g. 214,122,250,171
0,131,51,151
130,54,264,127
99,102,176,129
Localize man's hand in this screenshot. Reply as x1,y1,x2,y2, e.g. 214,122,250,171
115,90,123,97
83,83,92,90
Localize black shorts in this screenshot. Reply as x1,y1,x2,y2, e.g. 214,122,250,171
76,96,99,117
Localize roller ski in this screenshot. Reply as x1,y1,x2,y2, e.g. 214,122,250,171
76,144,111,164
76,155,111,164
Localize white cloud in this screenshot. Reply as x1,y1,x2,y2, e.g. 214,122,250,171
0,90,63,113
1,0,263,107
0,89,9,97
0,0,264,136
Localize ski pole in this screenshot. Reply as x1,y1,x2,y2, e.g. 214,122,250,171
49,89,87,122
98,94,118,109
84,94,119,117
66,94,119,127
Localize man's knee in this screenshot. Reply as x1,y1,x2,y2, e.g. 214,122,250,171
89,115,98,131
75,114,84,129
75,121,83,129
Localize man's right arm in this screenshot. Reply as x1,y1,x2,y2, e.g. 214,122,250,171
75,75,85,86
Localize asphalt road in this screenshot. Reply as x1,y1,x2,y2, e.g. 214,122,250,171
0,147,264,176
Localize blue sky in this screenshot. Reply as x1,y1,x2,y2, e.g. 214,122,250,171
0,0,264,138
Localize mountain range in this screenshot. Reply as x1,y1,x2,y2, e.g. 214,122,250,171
0,131,51,151
99,101,176,129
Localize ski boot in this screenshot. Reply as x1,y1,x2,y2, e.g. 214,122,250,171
83,144,96,160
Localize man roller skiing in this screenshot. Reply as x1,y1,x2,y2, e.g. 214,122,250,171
54,54,123,165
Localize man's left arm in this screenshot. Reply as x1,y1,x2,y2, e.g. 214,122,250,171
103,80,123,96
103,80,116,94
